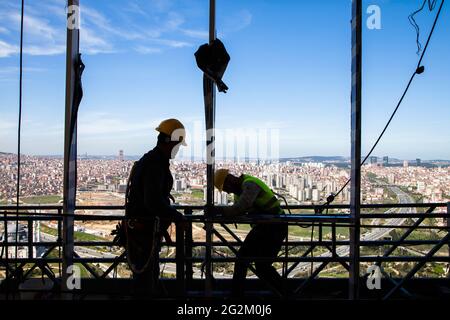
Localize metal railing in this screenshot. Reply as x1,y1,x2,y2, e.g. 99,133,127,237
1,202,449,299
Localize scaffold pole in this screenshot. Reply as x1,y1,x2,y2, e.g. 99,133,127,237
203,0,216,297
62,0,79,296
349,0,362,300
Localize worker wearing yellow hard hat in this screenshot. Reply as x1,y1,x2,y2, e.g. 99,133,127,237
155,118,187,146
212,168,288,297
117,118,187,296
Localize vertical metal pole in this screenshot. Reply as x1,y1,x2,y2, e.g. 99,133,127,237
27,219,33,259
349,0,362,300
203,0,216,297
62,0,79,294
447,202,450,269
185,209,193,285
176,221,186,296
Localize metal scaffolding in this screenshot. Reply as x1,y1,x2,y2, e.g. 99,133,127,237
62,0,79,295
1,0,449,301
349,0,362,300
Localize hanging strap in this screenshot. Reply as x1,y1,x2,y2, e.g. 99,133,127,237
69,53,85,146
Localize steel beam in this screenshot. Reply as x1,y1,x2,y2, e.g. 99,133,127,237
176,221,186,296
203,0,216,297
383,232,450,299
447,202,450,276
62,0,80,295
349,0,362,300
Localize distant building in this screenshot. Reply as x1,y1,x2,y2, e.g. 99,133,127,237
214,189,229,205
370,156,377,165
417,181,426,192
416,158,421,166
312,188,320,202
305,188,312,200
117,184,127,193
383,156,389,166
297,189,305,202
118,150,124,162
403,160,409,168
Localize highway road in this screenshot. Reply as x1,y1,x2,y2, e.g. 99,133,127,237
283,186,415,277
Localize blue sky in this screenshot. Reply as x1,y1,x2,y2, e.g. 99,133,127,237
0,0,449,159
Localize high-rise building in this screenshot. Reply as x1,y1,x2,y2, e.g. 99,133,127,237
214,189,229,205
403,160,409,168
416,158,421,166
370,156,377,165
312,188,320,202
305,188,312,200
383,156,389,166
118,150,124,161
297,189,305,202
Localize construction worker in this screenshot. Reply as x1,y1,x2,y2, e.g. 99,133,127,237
123,118,187,296
212,169,288,297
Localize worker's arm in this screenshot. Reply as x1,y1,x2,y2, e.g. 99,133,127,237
142,163,183,222
221,182,261,217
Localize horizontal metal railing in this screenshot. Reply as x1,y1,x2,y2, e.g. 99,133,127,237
0,202,449,299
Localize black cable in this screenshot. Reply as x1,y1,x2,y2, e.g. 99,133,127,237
319,0,445,211
5,0,25,300
409,0,439,55
15,0,25,261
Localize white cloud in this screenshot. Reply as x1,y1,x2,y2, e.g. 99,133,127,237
77,112,157,137
181,29,208,40
0,40,18,57
124,2,149,17
134,46,162,54
80,27,114,55
165,12,185,30
81,6,143,41
0,119,16,131
0,1,251,59
24,44,65,56
0,26,10,34
150,38,192,48
150,0,174,12
9,12,59,41
223,9,253,33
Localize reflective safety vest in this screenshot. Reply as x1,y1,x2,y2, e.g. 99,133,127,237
234,175,283,214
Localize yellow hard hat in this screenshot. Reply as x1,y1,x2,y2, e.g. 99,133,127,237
155,118,187,146
214,169,229,192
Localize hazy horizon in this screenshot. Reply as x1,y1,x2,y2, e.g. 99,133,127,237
1,0,449,158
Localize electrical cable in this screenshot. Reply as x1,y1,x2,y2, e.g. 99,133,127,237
318,0,445,212
409,0,439,55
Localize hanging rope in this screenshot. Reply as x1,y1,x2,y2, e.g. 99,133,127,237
409,0,439,55
317,0,445,213
15,0,25,261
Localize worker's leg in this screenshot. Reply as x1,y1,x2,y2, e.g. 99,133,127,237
253,224,288,296
232,226,261,296
131,221,159,297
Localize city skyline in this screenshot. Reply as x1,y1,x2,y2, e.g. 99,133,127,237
1,0,449,159
2,150,450,163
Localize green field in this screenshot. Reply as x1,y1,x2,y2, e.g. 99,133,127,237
191,189,204,199
21,195,62,204
40,223,106,242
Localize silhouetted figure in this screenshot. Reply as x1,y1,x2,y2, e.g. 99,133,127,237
211,169,288,297
117,119,187,297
